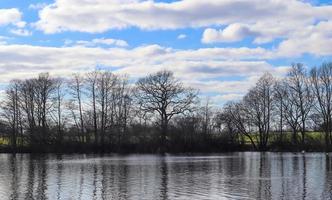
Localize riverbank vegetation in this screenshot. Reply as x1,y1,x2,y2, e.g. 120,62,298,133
1,62,332,153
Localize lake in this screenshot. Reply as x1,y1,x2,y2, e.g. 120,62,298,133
0,152,331,199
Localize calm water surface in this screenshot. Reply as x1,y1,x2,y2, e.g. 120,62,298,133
0,152,332,200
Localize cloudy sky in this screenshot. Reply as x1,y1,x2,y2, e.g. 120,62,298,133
0,0,331,104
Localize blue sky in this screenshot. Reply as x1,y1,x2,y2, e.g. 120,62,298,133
0,0,331,104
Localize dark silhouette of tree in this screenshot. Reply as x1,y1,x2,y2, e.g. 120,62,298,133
242,73,274,150
68,74,86,143
310,62,332,147
221,102,258,150
287,64,313,145
273,79,287,142
86,72,99,146
2,80,21,150
0,62,332,153
53,78,65,144
135,70,197,153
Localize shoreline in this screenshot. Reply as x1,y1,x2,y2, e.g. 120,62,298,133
1,148,331,154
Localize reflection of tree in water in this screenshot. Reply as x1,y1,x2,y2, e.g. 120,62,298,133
118,159,129,200
222,152,248,197
324,155,332,198
35,155,48,200
92,164,98,199
21,154,48,200
159,157,168,200
302,155,307,200
108,164,116,199
257,153,271,200
326,155,332,172
186,160,196,196
279,153,286,199
56,155,63,200
272,154,307,199
101,161,108,199
3,153,332,199
77,165,85,199
9,154,19,200
24,154,35,199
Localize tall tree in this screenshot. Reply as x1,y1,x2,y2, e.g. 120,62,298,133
201,97,212,136
68,74,86,143
242,73,274,150
53,78,65,144
222,102,257,150
86,72,99,146
135,70,197,152
2,80,21,150
20,79,37,144
96,71,116,148
34,73,56,144
310,62,332,148
287,64,313,145
274,79,287,142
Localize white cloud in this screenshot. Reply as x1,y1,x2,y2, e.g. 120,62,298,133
14,21,26,28
177,34,187,40
10,29,32,36
93,38,128,47
8,0,330,103
211,94,244,103
202,23,258,43
0,43,288,100
35,0,332,34
0,8,22,26
277,21,332,57
73,38,129,47
32,0,332,58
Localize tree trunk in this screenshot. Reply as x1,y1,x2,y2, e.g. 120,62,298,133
160,116,168,153
92,85,98,147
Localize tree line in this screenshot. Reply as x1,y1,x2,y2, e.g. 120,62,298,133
220,62,332,151
1,62,332,153
0,70,200,153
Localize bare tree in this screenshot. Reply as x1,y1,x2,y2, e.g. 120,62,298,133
222,102,257,150
13,74,56,145
242,73,274,150
33,73,56,143
201,97,212,136
86,72,99,146
1,80,22,150
68,74,86,143
1,65,331,153
52,78,65,144
96,71,116,147
274,79,287,142
111,76,132,147
216,103,240,146
310,62,332,147
20,79,37,144
135,70,197,152
287,64,313,145
282,85,302,144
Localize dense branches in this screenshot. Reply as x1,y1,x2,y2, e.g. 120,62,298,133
1,63,332,153
310,63,332,147
218,62,332,151
135,70,197,152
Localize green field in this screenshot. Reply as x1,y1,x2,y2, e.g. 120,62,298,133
241,131,325,144
0,137,9,145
